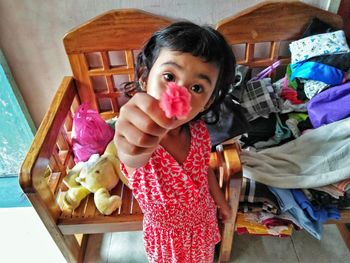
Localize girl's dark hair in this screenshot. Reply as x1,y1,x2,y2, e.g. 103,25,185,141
123,21,236,122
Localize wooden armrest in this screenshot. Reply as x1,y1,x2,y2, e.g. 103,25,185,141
214,143,243,262
19,76,77,194
213,143,242,201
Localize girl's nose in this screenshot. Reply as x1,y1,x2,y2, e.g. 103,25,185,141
175,80,188,89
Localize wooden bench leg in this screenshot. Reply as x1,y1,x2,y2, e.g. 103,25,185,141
28,194,88,263
59,234,88,263
218,175,242,262
337,223,350,251
35,220,88,263
219,222,235,262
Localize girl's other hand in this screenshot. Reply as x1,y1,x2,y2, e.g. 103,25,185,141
218,204,232,223
114,92,175,167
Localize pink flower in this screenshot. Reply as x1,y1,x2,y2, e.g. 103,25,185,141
159,82,192,119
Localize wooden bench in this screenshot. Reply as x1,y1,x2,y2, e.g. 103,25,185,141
19,9,242,263
216,0,350,251
19,2,350,263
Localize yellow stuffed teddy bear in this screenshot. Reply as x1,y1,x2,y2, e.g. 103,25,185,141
63,140,128,215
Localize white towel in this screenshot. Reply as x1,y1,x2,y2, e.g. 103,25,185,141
241,117,350,188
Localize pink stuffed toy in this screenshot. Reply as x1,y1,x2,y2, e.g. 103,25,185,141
159,82,192,119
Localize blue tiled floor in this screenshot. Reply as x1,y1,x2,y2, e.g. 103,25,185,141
0,176,31,207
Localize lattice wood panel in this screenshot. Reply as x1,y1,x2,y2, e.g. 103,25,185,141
63,9,173,116
83,49,137,114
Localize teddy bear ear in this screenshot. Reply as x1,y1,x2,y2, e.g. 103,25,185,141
63,171,80,188
76,177,85,184
79,167,88,179
70,161,85,173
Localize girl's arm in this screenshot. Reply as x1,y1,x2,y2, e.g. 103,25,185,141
208,168,232,222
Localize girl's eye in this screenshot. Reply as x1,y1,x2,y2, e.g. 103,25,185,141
163,73,175,82
190,85,203,93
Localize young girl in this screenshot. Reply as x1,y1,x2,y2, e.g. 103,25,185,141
114,21,236,263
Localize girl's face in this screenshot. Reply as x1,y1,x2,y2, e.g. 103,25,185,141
145,48,219,126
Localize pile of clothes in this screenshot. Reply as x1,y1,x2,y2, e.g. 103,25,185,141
229,18,350,239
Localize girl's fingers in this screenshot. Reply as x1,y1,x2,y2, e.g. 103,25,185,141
132,93,176,129
115,92,175,158
119,103,166,137
115,133,156,156
116,120,160,149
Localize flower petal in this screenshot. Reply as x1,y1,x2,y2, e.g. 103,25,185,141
159,82,192,119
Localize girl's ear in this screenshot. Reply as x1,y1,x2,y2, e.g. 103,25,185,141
138,66,148,91
139,78,147,91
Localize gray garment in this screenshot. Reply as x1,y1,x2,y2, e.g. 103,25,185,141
241,117,350,188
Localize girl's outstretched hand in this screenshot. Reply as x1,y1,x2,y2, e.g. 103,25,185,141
114,92,175,168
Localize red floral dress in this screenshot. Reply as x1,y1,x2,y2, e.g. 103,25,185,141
121,120,220,263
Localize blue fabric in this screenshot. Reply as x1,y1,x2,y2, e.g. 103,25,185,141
291,189,340,223
290,61,344,85
268,186,322,239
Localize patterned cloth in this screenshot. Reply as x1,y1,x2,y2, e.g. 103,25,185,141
121,120,220,263
289,30,349,64
241,78,280,121
235,212,293,237
302,79,329,99
239,177,280,214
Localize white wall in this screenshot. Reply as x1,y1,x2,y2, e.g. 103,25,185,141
0,0,331,126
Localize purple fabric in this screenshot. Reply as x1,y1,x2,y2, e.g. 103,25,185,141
307,81,350,128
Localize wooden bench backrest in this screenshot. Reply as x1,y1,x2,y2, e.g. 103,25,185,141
216,1,343,72
20,10,172,220
63,9,173,115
